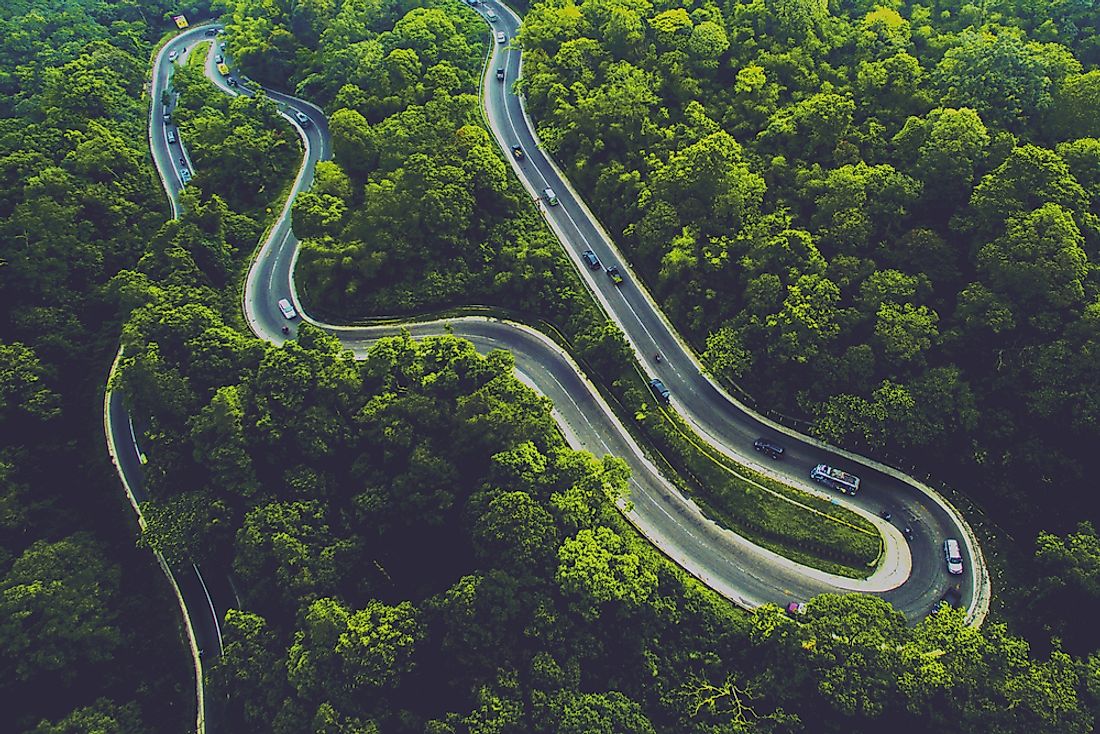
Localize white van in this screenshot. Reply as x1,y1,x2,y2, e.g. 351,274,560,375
943,539,963,575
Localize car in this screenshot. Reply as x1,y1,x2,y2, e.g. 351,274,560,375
496,68,505,81
214,54,224,64
166,128,177,144
649,378,671,403
216,62,230,76
179,156,187,167
496,31,506,43
606,265,623,284
511,144,524,160
168,50,178,62
786,601,806,616
179,168,192,184
582,250,601,269
880,509,893,521
543,187,559,206
944,538,964,575
486,9,498,21
293,110,311,126
752,438,784,459
204,28,217,36
226,76,238,86
220,42,227,50
278,298,297,319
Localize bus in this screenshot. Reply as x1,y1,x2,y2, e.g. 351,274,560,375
810,463,861,495
216,62,230,76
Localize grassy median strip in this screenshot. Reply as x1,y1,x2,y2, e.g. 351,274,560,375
635,391,881,578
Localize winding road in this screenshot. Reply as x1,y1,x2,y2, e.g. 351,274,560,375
106,11,991,731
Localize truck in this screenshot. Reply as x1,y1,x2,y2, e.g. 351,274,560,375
216,62,230,76
810,463,860,495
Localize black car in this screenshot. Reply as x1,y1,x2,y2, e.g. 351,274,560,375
204,28,217,36
582,250,601,269
649,378,671,403
496,68,505,81
753,438,784,459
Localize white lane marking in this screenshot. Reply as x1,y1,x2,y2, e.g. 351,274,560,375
193,564,223,652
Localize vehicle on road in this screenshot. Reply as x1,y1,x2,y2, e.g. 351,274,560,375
880,509,893,521
511,144,524,160
294,110,311,127
180,168,192,184
606,265,623,284
582,250,601,269
810,463,861,495
216,62,230,76
166,128,176,144
204,28,217,36
162,104,170,123
903,525,914,540
786,601,806,616
278,298,297,320
214,54,223,64
226,76,238,86
649,378,670,403
496,31,506,43
496,68,505,81
943,539,964,575
544,187,558,206
178,156,187,167
168,50,178,62
753,438,784,459
486,9,498,21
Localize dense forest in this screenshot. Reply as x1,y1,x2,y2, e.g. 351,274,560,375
5,0,1100,732
513,0,1100,545
0,0,201,730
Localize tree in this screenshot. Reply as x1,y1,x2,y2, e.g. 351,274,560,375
233,500,358,611
28,698,145,734
556,526,657,619
977,202,1088,328
759,92,855,162
338,599,422,689
894,107,990,208
1051,70,1100,140
0,533,121,683
473,491,559,577
874,302,939,364
967,144,1089,237
765,273,842,364
552,690,656,734
211,609,290,729
933,30,1058,132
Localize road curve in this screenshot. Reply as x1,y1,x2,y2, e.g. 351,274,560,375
122,11,990,658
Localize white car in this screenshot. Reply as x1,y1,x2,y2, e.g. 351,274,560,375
496,31,506,44
278,298,297,319
943,539,964,575
168,50,178,62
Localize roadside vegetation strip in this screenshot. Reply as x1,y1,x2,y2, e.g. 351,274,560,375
639,400,881,576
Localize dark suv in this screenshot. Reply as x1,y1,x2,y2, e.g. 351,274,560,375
753,438,785,459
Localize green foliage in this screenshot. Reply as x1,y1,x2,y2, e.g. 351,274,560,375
0,534,121,684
